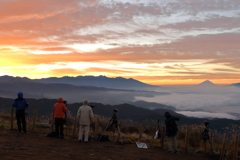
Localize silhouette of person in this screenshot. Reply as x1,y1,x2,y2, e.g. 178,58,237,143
12,92,29,133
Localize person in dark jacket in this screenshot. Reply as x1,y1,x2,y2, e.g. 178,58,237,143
12,92,29,133
164,111,180,153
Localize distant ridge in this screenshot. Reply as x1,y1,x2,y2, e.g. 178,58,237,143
0,75,160,90
0,75,30,82
33,75,156,89
230,83,240,87
0,76,165,104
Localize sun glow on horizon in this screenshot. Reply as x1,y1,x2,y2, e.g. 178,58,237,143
0,0,240,85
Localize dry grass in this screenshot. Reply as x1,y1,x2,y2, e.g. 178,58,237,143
1,110,239,159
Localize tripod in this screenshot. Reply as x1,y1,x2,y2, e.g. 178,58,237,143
192,126,213,153
98,109,123,144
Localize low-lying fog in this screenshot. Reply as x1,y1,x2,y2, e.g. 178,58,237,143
135,84,240,120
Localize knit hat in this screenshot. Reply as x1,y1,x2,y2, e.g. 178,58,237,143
164,111,171,118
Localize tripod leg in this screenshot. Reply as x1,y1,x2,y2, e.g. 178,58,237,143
117,125,123,145
191,135,203,153
98,122,111,141
207,139,213,153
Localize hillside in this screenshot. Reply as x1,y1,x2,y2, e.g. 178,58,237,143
0,129,218,160
1,97,240,132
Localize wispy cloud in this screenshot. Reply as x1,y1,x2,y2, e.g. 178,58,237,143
176,111,239,120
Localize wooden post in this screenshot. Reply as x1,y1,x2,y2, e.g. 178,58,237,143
160,126,165,149
51,111,54,132
210,132,213,154
10,108,14,130
138,123,143,141
32,110,37,132
233,135,239,160
72,116,77,138
93,117,99,140
117,121,122,142
220,133,228,160
184,129,189,154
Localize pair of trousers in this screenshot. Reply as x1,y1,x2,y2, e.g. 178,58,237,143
16,110,26,132
78,124,89,142
167,135,177,152
55,118,64,137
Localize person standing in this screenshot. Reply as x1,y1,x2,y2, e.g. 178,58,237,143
53,97,67,138
164,111,180,153
12,92,29,133
77,99,94,142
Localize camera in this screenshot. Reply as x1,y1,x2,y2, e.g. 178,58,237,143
204,121,209,128
90,105,95,108
113,109,118,112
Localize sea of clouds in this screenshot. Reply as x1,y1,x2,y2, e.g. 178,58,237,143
134,84,240,120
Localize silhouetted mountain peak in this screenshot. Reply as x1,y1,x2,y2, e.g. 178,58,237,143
198,80,216,86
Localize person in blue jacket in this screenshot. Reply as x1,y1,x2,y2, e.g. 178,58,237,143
12,92,29,133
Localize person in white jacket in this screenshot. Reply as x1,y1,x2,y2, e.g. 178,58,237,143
77,99,94,142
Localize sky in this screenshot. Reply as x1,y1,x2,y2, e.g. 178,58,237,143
1,0,240,85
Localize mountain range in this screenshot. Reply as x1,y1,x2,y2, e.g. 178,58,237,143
0,75,240,132
0,75,158,90
0,76,168,104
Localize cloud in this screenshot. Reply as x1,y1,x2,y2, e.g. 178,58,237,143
176,111,239,120
135,85,240,114
0,0,240,84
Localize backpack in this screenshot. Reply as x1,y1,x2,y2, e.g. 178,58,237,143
98,135,110,141
168,117,178,133
46,131,58,137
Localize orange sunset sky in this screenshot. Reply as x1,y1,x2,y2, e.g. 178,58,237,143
1,0,240,85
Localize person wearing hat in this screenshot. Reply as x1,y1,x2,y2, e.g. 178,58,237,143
53,97,67,138
12,92,29,133
164,111,180,153
77,99,94,142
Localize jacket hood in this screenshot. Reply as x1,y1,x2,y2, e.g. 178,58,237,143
17,92,23,98
164,111,171,118
58,97,64,103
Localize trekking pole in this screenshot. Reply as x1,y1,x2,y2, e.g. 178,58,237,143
141,119,159,148
145,119,159,141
